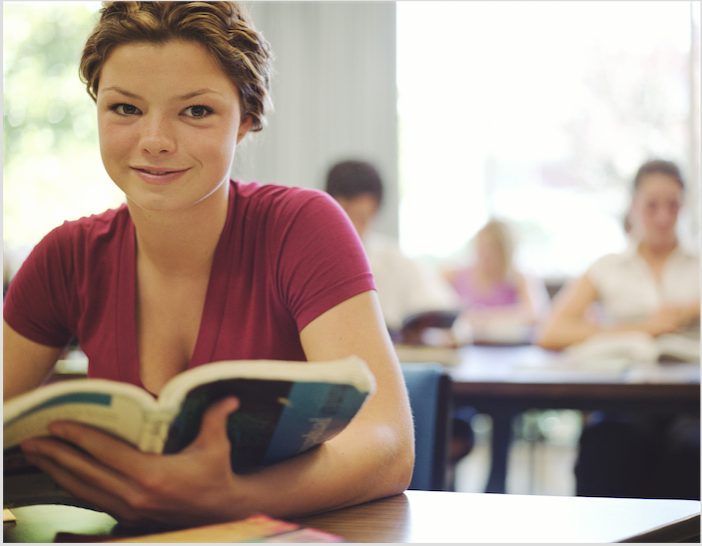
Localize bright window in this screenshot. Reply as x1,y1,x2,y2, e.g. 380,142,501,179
397,1,700,279
3,1,123,277
4,2,699,284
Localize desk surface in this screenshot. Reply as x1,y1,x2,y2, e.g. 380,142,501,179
450,343,701,383
420,344,700,494
298,491,701,543
4,491,700,543
448,344,700,411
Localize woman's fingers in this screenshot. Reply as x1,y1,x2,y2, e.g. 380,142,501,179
18,396,242,525
21,439,147,523
184,396,240,452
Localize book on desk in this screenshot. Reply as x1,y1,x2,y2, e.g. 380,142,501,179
50,513,344,543
392,308,536,366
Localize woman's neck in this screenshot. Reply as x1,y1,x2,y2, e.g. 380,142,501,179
128,188,230,277
636,237,678,279
474,261,508,286
637,237,678,259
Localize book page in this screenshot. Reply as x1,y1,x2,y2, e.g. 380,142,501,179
158,356,375,409
4,380,159,451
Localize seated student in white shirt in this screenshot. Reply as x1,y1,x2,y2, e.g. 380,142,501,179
537,159,700,500
537,160,699,351
325,160,473,487
324,160,459,334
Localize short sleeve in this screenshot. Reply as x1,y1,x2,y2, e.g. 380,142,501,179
4,226,75,347
270,189,376,331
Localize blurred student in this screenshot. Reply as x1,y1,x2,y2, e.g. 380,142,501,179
537,161,699,350
537,159,700,499
326,160,473,488
325,160,459,334
445,219,549,344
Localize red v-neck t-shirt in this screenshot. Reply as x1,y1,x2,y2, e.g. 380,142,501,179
4,180,375,390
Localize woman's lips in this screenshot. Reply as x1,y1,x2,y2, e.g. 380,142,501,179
132,166,189,185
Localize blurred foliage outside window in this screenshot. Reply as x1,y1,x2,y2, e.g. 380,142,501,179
3,2,124,278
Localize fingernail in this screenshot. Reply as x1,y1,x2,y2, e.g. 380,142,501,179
47,422,67,437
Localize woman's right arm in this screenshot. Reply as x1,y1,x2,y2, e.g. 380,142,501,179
3,320,63,400
535,274,602,351
535,272,695,352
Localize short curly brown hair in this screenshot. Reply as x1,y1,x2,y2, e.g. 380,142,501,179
79,1,273,131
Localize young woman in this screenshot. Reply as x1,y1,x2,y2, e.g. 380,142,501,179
536,159,700,500
537,160,699,350
3,1,413,526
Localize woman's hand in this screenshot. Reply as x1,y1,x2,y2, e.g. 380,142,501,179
642,307,688,337
20,397,247,527
643,304,701,337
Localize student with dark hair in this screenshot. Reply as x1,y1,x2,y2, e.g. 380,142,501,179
325,159,458,333
326,159,474,488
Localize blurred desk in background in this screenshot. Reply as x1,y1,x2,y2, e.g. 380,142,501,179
425,344,699,494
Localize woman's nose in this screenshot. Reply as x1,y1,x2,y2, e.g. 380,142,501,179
140,114,176,155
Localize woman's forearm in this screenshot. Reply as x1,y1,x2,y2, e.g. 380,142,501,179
220,416,413,521
535,316,603,351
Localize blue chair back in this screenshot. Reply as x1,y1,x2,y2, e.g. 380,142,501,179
401,363,452,491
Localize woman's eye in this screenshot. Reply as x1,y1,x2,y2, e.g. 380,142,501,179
183,105,213,119
110,103,140,116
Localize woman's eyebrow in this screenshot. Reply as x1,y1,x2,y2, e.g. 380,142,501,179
100,87,222,101
101,86,142,99
177,88,223,101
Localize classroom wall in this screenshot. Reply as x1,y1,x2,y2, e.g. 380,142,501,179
232,1,399,238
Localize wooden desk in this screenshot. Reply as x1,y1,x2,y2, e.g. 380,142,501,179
447,344,701,494
4,491,700,543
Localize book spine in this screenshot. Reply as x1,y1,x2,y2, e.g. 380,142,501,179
138,412,173,453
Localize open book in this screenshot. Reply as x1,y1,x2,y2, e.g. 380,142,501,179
563,331,700,368
4,356,375,509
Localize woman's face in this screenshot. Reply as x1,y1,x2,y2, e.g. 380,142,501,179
629,172,684,247
476,231,506,275
96,40,251,213
334,194,380,238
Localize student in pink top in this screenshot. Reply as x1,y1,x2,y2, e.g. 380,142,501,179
3,1,413,527
445,219,548,344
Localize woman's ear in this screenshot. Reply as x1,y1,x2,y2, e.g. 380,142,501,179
237,115,253,143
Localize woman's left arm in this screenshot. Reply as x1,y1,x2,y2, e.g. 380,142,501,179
19,290,414,527
240,289,415,518
297,289,415,502
207,288,414,520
